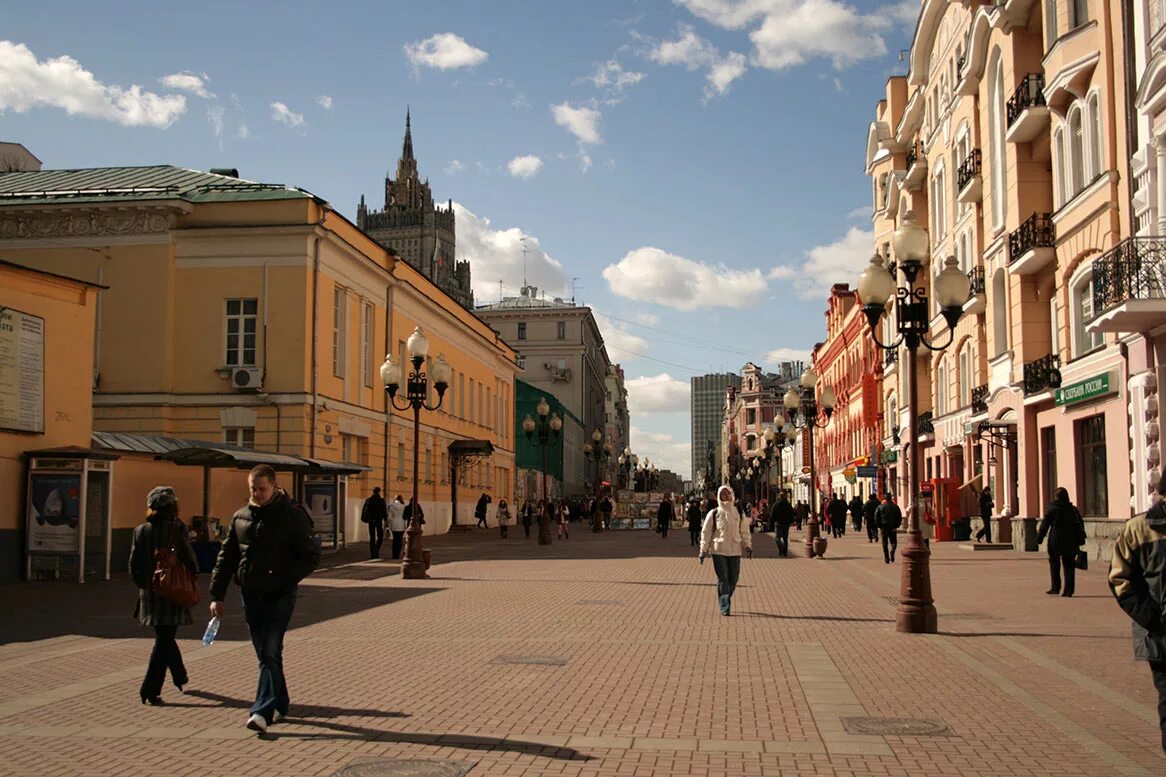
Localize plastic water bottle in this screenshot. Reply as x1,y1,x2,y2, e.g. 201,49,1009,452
201,616,220,646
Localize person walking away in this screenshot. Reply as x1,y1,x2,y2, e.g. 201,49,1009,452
387,495,407,560
875,493,903,563
600,494,613,529
557,500,571,540
770,492,795,557
849,493,864,533
360,487,388,560
976,486,995,543
699,486,752,615
210,465,320,734
496,499,511,539
521,500,534,539
403,497,425,530
863,492,880,543
794,500,808,531
129,486,198,705
657,493,674,539
1038,487,1087,597
828,494,848,539
687,499,703,546
474,493,491,529
1109,473,1166,755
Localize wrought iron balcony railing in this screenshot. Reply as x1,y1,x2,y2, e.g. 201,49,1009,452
968,266,985,296
956,149,982,191
884,348,898,367
1006,73,1046,128
1091,237,1166,318
971,384,988,414
1023,353,1062,396
917,411,934,435
1008,212,1055,263
905,142,921,170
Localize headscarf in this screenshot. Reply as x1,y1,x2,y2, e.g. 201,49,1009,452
146,486,178,511
714,486,739,529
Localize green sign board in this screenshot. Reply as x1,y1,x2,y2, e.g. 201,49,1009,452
879,449,898,464
1054,372,1113,407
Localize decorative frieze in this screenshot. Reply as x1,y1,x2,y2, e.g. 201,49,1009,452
0,210,174,240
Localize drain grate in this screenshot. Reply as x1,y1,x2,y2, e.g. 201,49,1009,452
334,759,475,777
576,599,623,606
492,655,569,666
841,717,950,736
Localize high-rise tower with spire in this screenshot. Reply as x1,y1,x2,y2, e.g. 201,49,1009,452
357,110,472,308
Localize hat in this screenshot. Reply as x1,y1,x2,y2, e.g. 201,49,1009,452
146,486,178,511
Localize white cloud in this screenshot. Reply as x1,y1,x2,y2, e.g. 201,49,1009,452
444,159,465,174
316,95,332,110
404,33,488,73
763,347,812,365
453,202,567,302
551,101,602,144
592,311,649,362
602,246,767,310
766,265,797,280
793,226,874,299
630,427,692,479
269,101,304,128
586,59,646,93
0,40,186,127
207,105,225,139
630,311,660,326
706,51,747,96
160,71,212,99
846,205,869,219
626,373,691,414
646,24,747,99
237,123,250,139
507,154,544,178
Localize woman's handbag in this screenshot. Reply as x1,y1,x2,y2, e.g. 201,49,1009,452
1074,550,1088,571
152,521,201,608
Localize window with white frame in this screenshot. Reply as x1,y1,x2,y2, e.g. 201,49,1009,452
224,426,255,447
516,355,526,371
332,286,347,378
1072,268,1104,356
361,302,374,387
225,299,258,367
937,361,948,416
887,397,897,437
1088,93,1102,179
1050,295,1061,357
1068,105,1085,195
1071,0,1088,28
1045,0,1058,44
397,442,406,479
959,349,970,406
990,56,1006,230
1054,129,1067,206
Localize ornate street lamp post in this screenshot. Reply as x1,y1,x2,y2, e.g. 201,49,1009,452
784,368,836,558
857,211,970,634
380,327,451,580
583,428,613,532
522,397,563,545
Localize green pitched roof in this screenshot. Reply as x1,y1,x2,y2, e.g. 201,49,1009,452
0,165,316,207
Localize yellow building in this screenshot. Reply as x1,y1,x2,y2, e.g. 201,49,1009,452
0,164,518,546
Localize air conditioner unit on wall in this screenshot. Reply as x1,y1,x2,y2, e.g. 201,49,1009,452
231,366,264,391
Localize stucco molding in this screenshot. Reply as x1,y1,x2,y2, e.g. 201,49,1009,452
0,209,176,241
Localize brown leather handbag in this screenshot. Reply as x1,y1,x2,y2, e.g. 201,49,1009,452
152,521,201,608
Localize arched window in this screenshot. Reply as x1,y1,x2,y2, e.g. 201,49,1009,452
1045,0,1058,45
1088,93,1103,179
937,361,948,416
959,348,970,406
1053,128,1067,207
1068,105,1084,195
1071,265,1104,356
992,269,1009,356
989,55,1007,229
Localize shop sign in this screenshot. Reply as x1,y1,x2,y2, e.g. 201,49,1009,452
856,465,878,478
801,465,812,474
843,466,857,484
879,449,898,464
1054,372,1114,407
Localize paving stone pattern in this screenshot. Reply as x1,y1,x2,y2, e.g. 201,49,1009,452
0,526,1162,776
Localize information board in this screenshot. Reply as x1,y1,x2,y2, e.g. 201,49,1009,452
0,308,45,433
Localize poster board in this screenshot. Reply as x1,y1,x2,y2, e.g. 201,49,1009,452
27,471,81,553
0,308,45,433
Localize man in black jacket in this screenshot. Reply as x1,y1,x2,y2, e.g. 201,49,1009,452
848,494,864,533
770,492,796,557
1038,487,1086,597
863,493,880,543
975,487,995,543
827,494,848,538
210,464,320,734
686,499,703,546
361,487,388,559
657,493,673,538
875,493,903,563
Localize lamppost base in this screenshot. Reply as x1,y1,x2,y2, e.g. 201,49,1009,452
401,560,429,579
804,516,827,558
896,530,937,633
401,524,429,579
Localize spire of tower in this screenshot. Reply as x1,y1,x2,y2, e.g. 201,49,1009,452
402,107,414,160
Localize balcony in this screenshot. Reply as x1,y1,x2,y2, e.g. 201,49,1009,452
884,348,899,368
971,384,989,415
917,411,934,436
1023,353,1062,396
1008,213,1056,275
1089,237,1166,333
904,142,927,191
1005,74,1049,144
963,267,986,315
956,149,982,204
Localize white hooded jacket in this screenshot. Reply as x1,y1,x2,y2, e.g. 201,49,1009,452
700,488,752,557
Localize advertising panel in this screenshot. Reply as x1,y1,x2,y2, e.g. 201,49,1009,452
27,473,81,553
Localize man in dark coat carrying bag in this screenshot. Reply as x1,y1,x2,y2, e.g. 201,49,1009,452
1037,487,1086,597
361,487,388,559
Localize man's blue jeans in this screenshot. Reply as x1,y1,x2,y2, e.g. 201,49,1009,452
774,524,790,556
241,586,297,722
711,554,741,615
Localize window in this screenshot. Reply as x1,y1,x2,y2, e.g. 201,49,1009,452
332,287,347,378
459,373,465,417
478,382,484,426
1088,93,1102,179
1045,0,1058,44
1071,0,1088,28
888,397,897,438
225,299,258,367
362,303,374,388
468,378,475,422
517,322,527,340
425,446,432,482
486,386,492,429
1069,106,1085,197
990,56,1006,230
1041,427,1057,509
517,355,526,370
556,321,566,340
1078,415,1107,516
746,408,756,426
342,434,367,470
224,427,255,447
441,452,448,483
959,349,970,406
1054,129,1067,206
1072,271,1104,356
937,362,948,416
991,269,1009,356
397,442,406,479
1050,295,1060,357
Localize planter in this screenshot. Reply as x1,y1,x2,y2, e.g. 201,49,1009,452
422,549,432,570
813,537,829,558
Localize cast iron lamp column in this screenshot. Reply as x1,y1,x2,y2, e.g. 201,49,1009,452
856,210,970,634
583,428,612,532
522,397,563,545
784,369,835,558
380,327,451,580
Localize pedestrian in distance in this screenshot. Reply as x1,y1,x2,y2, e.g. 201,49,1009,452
129,486,198,705
1109,472,1166,755
687,499,703,546
828,493,848,539
770,491,795,557
600,493,613,529
360,486,388,560
657,492,674,539
496,498,511,539
976,486,995,543
210,464,320,734
875,492,903,563
474,492,491,529
849,493,864,533
557,499,571,540
863,492,880,543
794,500,808,532
699,485,753,616
521,500,534,539
387,495,407,559
403,497,425,527
1038,487,1087,597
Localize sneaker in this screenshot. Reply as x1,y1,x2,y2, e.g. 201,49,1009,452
246,713,268,733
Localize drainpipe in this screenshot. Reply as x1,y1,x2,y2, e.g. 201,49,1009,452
383,278,394,489
310,232,321,457
1121,0,1139,237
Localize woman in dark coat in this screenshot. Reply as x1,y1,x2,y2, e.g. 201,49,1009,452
1038,487,1087,597
128,486,198,705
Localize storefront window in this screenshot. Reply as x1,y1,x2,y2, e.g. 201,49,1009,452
1078,415,1107,516
1041,427,1057,510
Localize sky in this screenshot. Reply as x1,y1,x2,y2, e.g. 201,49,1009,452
0,0,919,478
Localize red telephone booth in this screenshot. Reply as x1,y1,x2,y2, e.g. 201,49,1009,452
926,478,960,541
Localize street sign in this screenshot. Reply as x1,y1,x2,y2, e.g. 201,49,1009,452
856,465,878,478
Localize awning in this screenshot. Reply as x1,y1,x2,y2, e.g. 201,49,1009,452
296,457,371,475
448,439,495,457
156,446,307,470
26,445,120,461
92,431,367,473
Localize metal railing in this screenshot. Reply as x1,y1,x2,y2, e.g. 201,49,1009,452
1008,212,1055,263
971,384,988,414
884,348,898,367
1091,237,1166,318
917,411,934,435
968,266,985,295
956,149,982,191
1023,353,1061,395
1006,73,1046,127
906,142,921,170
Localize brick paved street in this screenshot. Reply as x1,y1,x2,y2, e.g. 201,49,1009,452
0,525,1162,776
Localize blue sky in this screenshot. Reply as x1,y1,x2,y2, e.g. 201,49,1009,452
0,0,917,477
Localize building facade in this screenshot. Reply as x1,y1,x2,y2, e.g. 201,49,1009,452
690,372,741,486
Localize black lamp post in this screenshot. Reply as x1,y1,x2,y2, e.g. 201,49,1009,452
522,397,562,545
857,210,970,634
784,369,835,558
380,327,450,580
583,428,612,532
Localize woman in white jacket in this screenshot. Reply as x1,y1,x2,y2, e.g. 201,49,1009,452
700,485,753,616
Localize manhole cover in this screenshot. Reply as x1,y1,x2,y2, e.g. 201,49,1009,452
576,599,623,605
493,655,569,666
841,717,949,736
334,759,474,777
